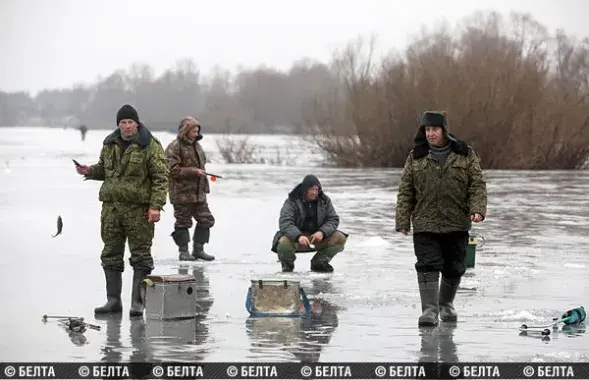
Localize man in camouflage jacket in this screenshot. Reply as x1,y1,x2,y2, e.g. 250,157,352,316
165,117,215,262
395,111,487,326
76,104,169,318
271,174,348,272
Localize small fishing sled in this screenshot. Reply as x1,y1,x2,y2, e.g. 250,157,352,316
519,306,586,336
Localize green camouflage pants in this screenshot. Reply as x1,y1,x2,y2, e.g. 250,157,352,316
100,202,155,272
276,231,347,264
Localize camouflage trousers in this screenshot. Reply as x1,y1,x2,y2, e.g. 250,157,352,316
276,231,347,264
100,202,154,272
413,231,468,278
173,202,215,244
173,202,215,230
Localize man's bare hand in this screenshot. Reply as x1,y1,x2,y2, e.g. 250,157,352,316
398,229,408,235
297,235,311,247
470,213,484,223
310,231,324,243
76,164,92,176
148,209,160,223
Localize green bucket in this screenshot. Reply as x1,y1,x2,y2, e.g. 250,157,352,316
466,235,485,268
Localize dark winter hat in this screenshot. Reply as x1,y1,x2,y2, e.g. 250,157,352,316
414,110,457,144
420,111,447,128
116,104,140,125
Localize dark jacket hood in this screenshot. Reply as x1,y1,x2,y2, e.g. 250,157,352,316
288,174,323,200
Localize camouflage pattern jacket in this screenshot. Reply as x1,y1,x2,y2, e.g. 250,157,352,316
165,137,210,204
395,141,487,234
85,124,169,211
271,184,340,252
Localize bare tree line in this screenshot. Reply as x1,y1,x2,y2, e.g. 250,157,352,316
1,10,588,169
0,58,337,134
304,11,589,169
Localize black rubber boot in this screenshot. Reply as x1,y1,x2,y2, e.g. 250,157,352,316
129,270,151,318
439,276,460,322
310,244,343,273
95,269,123,315
172,228,195,261
310,262,334,273
417,271,440,327
192,227,215,261
281,261,294,272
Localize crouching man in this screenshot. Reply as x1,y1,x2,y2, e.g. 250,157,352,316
395,111,487,326
271,175,348,273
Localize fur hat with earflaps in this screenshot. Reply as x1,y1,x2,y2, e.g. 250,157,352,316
412,110,468,158
414,110,457,145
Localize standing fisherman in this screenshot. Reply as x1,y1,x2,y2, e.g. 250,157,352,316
75,104,169,317
395,111,487,326
165,117,215,261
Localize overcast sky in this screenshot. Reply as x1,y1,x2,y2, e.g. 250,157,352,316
1,0,587,94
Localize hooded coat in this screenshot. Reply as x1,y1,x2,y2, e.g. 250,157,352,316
164,119,210,204
395,111,487,234
271,175,340,252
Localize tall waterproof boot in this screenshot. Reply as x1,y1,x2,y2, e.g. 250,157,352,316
310,244,344,273
94,269,123,314
129,269,151,317
439,276,461,322
172,228,195,261
192,227,215,261
417,271,440,326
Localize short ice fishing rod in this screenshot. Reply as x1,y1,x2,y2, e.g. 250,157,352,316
204,172,223,181
42,314,101,333
519,306,586,336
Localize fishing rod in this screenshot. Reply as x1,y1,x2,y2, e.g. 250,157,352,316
204,172,223,180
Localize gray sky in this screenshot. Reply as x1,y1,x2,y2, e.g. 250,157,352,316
1,0,587,94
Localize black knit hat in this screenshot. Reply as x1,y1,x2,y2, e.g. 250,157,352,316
116,104,139,125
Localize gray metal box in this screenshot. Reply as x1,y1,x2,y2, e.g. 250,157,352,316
143,274,198,320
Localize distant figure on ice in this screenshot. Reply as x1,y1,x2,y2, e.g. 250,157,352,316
395,111,487,327
78,124,88,141
74,104,169,318
271,175,348,273
165,116,216,262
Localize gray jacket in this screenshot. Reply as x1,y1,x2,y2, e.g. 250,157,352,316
271,184,340,252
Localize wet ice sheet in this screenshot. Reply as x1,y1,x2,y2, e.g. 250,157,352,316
0,128,588,362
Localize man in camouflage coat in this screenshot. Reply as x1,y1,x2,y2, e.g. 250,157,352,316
165,117,215,261
76,104,169,318
271,174,348,272
395,111,487,327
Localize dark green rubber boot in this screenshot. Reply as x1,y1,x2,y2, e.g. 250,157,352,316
439,276,460,322
417,271,440,327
